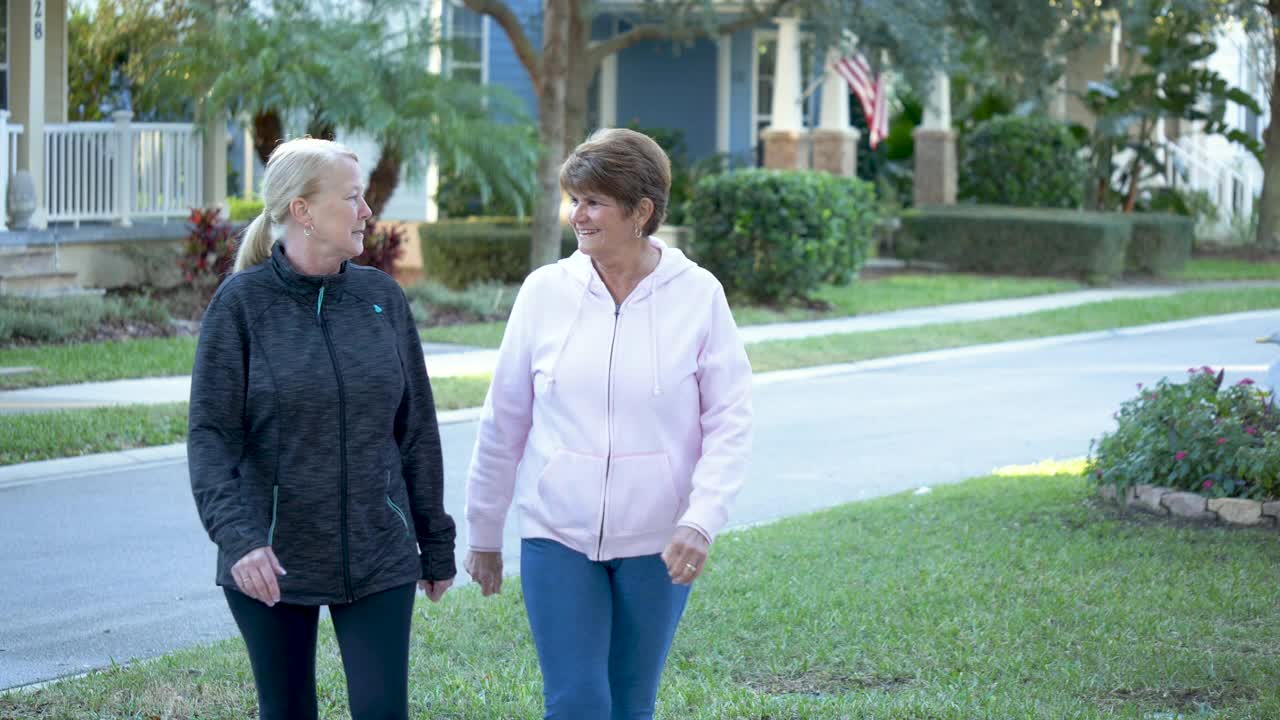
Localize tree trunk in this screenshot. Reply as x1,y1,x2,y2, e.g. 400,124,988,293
251,111,283,166
530,0,571,269
564,1,590,146
366,144,403,220
1258,19,1280,250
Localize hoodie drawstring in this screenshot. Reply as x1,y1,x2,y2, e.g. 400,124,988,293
649,279,662,396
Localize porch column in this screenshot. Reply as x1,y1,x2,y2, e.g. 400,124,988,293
11,0,49,228
811,47,859,176
762,16,808,170
424,0,445,222
45,0,68,123
913,69,956,205
201,111,228,213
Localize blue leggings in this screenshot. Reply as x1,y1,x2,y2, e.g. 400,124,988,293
520,538,692,720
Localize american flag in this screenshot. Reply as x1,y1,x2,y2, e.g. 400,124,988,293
833,53,889,148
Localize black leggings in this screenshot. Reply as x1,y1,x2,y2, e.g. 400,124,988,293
224,582,416,720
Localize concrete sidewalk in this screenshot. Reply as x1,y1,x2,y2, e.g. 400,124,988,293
0,282,1267,414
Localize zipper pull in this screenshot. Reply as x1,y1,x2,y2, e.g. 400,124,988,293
316,285,326,322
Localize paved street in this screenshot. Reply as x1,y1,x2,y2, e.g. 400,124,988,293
3,310,1279,690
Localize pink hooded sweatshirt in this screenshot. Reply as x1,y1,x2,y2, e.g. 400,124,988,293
465,237,753,561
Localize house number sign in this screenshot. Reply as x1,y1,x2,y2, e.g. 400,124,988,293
34,0,44,40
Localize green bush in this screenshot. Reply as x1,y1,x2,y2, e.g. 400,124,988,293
403,280,518,325
687,170,878,303
0,294,171,345
1087,367,1280,500
419,218,577,289
227,196,265,222
896,205,1130,281
959,115,1087,209
1122,213,1194,276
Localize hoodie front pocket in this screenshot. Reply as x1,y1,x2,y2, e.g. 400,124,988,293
604,453,679,537
535,450,607,532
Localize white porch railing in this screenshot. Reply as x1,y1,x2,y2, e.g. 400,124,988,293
43,112,203,226
1159,136,1257,224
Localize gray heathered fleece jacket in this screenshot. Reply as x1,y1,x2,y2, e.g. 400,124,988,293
188,242,456,605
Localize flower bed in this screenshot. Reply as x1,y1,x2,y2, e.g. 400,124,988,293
1087,366,1280,507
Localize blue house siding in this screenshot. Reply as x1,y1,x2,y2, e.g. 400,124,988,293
616,38,719,160
729,28,755,165
486,0,541,119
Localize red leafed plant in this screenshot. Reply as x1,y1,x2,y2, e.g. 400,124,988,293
179,207,239,310
353,218,406,276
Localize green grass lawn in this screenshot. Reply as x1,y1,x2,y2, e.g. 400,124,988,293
5,464,1276,718
1173,257,1280,282
0,377,492,467
0,337,198,391
0,403,190,466
748,285,1280,372
425,273,1084,348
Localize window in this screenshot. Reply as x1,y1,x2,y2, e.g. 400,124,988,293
445,0,487,85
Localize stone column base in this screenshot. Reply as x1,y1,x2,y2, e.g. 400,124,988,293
811,128,860,177
912,128,957,205
762,129,810,170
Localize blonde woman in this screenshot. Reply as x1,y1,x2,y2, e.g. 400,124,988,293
187,138,455,720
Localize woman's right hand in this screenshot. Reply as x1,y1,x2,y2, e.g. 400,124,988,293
232,546,287,606
465,551,503,596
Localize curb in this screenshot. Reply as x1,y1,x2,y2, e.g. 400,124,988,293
4,308,1280,490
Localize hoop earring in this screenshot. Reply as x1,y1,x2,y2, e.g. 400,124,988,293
634,224,642,239
304,224,314,238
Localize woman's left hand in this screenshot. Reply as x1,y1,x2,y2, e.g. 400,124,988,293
418,578,454,602
662,526,709,585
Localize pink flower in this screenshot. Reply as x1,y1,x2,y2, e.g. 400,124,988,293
1175,451,1188,461
1201,365,1215,374
1187,367,1196,374
1246,426,1258,436
1203,480,1213,489
1136,382,1144,390
1216,437,1229,445
1238,378,1256,386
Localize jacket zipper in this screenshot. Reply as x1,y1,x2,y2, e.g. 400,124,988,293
317,281,353,602
596,303,622,560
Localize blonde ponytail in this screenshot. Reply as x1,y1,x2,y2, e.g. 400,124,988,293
234,212,277,272
231,137,359,274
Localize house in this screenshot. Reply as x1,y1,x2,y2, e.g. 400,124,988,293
371,1,1265,229
0,0,226,295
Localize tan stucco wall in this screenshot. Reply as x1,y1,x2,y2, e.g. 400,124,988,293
56,238,185,289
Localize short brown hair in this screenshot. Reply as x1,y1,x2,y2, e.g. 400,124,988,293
560,128,671,236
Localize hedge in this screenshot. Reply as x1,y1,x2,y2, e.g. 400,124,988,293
959,115,1087,210
1122,213,1194,276
895,205,1131,281
687,170,878,302
420,218,577,288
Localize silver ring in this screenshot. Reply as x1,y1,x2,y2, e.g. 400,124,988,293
685,563,697,572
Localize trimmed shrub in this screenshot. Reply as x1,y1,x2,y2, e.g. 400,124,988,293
1122,213,1193,276
1087,367,1280,500
896,205,1130,281
960,115,1087,209
0,294,171,345
687,170,878,303
420,218,577,289
227,195,265,222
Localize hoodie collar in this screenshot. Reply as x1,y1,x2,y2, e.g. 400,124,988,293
270,241,350,303
561,236,695,302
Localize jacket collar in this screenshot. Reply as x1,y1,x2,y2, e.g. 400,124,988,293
269,241,350,302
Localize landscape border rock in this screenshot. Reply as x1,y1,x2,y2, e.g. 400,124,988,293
1098,484,1280,528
